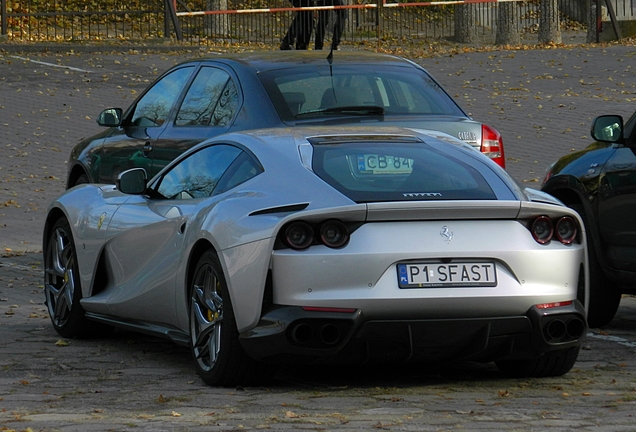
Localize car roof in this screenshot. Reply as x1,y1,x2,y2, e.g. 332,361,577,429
180,51,417,73
169,126,523,202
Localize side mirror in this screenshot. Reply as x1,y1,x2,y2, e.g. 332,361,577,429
97,108,123,127
117,168,147,195
591,115,623,143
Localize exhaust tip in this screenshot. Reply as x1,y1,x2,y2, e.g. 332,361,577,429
566,318,585,339
544,319,566,341
319,324,341,345
290,323,314,344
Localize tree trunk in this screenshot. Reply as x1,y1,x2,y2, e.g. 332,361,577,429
495,2,520,45
205,0,229,37
454,4,478,43
538,0,562,44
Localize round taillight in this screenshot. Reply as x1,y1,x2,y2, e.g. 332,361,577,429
555,216,577,244
319,219,349,248
284,221,314,250
532,216,553,244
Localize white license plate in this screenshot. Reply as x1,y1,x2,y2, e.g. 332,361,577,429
397,262,497,288
356,154,414,175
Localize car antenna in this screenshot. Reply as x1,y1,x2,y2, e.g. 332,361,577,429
327,45,336,102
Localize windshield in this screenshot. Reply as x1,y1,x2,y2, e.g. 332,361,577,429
259,64,465,121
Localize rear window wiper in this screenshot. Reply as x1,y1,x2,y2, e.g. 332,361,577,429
295,106,385,118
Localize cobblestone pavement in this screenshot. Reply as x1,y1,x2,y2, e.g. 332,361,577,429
1,41,636,431
1,253,636,431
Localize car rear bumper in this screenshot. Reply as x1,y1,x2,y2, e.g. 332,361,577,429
239,301,587,364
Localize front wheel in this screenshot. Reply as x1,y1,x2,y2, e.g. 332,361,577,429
189,250,275,387
44,217,96,338
495,346,581,378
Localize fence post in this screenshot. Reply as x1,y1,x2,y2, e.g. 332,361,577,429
1,0,6,36
376,0,383,47
165,0,184,40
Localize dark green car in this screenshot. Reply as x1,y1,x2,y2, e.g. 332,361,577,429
66,51,506,188
542,111,636,327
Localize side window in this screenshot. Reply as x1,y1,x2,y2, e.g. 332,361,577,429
130,66,194,127
154,145,260,200
212,79,239,126
176,67,239,127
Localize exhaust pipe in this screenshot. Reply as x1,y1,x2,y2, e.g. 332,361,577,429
290,323,314,344
319,324,341,345
544,319,566,340
566,318,585,339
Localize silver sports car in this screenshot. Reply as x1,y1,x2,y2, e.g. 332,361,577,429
44,126,588,386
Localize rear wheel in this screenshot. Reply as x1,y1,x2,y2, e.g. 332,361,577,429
570,204,621,328
495,346,581,378
44,217,100,338
189,250,275,387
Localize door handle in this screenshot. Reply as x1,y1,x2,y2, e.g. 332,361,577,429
142,142,153,156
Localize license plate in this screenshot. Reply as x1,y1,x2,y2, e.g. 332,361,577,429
356,154,414,175
397,262,497,288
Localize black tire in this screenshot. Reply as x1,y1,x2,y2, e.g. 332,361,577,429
570,204,621,328
189,250,275,387
73,173,89,187
44,217,96,338
495,346,581,378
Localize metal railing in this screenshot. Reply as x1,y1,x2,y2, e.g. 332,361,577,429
0,0,597,46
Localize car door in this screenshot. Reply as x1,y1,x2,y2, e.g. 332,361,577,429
597,112,636,272
96,65,196,184
102,143,262,326
147,65,241,177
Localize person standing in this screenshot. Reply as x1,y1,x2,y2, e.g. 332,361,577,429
314,0,346,50
280,0,315,50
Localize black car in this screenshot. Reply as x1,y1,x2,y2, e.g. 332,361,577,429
542,112,636,327
66,51,506,188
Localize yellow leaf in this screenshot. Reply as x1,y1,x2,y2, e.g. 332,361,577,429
55,339,70,346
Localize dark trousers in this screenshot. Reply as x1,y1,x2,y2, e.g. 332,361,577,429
314,0,346,50
281,0,314,50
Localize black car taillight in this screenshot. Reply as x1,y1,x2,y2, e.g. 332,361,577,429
555,216,577,244
279,219,355,250
283,221,314,250
318,219,350,248
530,215,579,245
531,216,553,244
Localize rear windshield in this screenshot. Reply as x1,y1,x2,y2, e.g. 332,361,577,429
311,140,496,203
258,65,464,121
